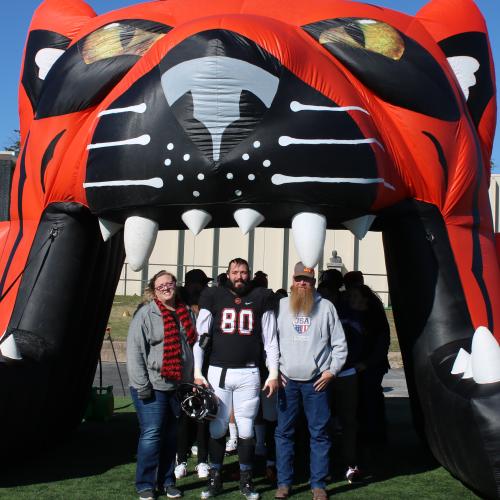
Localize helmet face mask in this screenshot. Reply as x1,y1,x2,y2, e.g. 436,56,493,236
176,383,218,421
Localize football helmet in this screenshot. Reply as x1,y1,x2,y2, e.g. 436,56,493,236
176,383,218,421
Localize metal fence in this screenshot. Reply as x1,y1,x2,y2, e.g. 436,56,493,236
116,263,390,305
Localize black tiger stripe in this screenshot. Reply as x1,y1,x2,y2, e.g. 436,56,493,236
0,134,29,297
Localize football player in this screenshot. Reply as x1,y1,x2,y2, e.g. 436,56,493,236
194,258,279,499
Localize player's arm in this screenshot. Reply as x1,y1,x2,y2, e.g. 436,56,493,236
261,309,279,397
193,308,212,386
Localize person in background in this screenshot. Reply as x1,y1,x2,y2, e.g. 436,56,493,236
317,269,344,306
252,270,269,289
275,263,347,500
344,284,390,448
216,273,228,287
175,269,212,481
343,271,364,290
225,412,239,455
250,269,274,475
178,269,213,316
127,271,196,500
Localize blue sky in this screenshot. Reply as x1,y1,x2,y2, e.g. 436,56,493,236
0,0,498,171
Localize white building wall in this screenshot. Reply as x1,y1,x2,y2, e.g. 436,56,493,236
119,174,500,305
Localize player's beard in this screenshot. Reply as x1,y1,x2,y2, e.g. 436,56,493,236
290,285,315,316
227,279,252,296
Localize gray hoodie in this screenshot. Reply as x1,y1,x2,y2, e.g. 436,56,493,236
127,300,194,392
277,292,347,381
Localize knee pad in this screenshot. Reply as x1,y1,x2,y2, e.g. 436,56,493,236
209,418,227,440
235,417,254,439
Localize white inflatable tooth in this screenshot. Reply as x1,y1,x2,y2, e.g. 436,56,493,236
98,218,123,242
181,209,212,235
343,215,376,240
462,356,473,379
471,326,500,384
124,216,159,271
291,212,326,268
451,348,470,375
233,209,265,235
0,334,22,360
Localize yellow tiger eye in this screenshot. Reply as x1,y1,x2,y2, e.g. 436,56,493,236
81,24,165,65
361,22,404,60
319,20,404,61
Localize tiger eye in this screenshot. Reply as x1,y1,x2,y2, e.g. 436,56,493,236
319,20,404,61
81,24,165,64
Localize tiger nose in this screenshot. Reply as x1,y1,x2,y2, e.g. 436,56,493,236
161,54,279,162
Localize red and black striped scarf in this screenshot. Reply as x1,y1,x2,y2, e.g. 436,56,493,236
154,299,196,381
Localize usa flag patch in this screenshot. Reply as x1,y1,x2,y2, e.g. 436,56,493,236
293,316,311,334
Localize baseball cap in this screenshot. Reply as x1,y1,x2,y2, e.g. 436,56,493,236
293,262,315,279
185,269,213,285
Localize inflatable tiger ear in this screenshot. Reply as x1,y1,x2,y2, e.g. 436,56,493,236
0,0,498,496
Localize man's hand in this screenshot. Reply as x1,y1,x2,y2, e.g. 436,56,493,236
194,369,209,387
194,377,208,387
262,378,279,397
313,370,334,391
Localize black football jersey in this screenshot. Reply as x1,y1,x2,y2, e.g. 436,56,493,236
199,285,275,368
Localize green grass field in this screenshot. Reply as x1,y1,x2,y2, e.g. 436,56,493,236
0,397,478,499
108,296,401,351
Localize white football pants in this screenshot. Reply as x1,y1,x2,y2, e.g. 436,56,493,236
207,365,261,440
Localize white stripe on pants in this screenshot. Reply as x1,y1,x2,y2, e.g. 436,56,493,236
207,365,261,440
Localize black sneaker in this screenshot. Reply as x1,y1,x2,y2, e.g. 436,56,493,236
139,490,155,500
200,468,223,499
239,470,260,500
165,485,183,498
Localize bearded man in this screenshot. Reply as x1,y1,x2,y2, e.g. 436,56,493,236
193,258,279,500
274,262,347,500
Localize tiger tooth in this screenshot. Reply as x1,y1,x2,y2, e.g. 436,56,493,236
343,215,376,240
451,348,470,375
0,334,22,360
181,209,212,235
124,216,158,271
98,218,123,242
291,212,326,268
234,208,265,235
471,326,500,384
462,356,473,379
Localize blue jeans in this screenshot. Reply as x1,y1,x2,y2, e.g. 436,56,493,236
275,377,331,489
130,387,179,493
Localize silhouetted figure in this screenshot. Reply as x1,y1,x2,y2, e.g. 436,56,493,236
339,284,390,449
216,273,228,287
343,271,364,290
318,269,344,306
175,269,212,481
252,270,269,289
